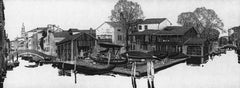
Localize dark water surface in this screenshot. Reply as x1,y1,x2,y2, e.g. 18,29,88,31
3,51,240,88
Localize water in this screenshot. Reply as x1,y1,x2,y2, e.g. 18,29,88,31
3,51,240,88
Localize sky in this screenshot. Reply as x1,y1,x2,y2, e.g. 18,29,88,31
3,0,240,40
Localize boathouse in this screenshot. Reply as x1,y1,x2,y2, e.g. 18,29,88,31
183,38,209,57
56,32,97,61
130,26,199,53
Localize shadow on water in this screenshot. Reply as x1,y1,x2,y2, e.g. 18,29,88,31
58,69,71,77
186,56,209,66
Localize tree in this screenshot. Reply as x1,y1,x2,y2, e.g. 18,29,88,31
178,7,224,32
229,26,240,44
110,0,144,51
200,28,220,41
177,7,223,41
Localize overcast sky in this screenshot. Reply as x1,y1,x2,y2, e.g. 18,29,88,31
3,0,240,40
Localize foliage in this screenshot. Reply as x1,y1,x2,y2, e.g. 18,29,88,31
110,0,144,31
177,7,223,41
200,28,220,41
177,7,224,32
219,36,228,46
229,26,240,44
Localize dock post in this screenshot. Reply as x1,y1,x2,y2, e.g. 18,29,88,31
131,62,137,88
147,60,155,88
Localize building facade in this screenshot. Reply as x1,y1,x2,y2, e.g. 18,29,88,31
130,26,199,53
56,32,96,61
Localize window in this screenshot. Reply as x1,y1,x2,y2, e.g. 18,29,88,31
140,44,148,50
117,29,121,32
187,46,201,55
138,25,142,30
118,35,122,41
144,25,148,30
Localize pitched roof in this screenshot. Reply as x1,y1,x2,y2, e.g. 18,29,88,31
53,31,71,38
155,26,194,35
184,38,207,45
130,30,159,35
139,18,167,24
131,26,195,36
57,32,97,45
28,27,48,32
105,22,122,28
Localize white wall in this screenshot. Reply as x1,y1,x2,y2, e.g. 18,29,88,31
138,20,171,31
96,22,114,42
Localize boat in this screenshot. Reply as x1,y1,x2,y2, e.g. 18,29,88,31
169,53,189,59
25,64,38,68
147,51,168,59
90,42,128,65
59,59,116,75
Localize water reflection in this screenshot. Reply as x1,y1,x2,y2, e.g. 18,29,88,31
3,51,240,88
58,69,71,77
186,56,209,66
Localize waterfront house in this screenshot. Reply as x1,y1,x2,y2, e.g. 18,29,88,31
130,26,199,53
137,18,172,32
56,32,97,61
96,22,125,45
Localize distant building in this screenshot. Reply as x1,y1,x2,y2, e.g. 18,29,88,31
130,26,199,53
96,22,125,45
137,18,172,32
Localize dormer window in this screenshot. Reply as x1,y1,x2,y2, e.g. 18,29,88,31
144,25,148,30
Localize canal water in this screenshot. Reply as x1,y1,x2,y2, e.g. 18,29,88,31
3,51,240,88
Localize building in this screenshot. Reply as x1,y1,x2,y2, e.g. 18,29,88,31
96,22,125,45
56,32,97,61
130,26,199,53
137,18,172,32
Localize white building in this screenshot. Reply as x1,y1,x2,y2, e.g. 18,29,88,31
137,18,172,31
96,22,125,46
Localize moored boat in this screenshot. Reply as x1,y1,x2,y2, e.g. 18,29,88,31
90,42,128,65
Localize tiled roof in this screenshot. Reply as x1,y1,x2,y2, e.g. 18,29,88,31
155,26,193,35
131,26,195,36
53,31,71,38
184,38,207,45
57,32,96,45
28,27,48,32
105,22,122,28
139,18,166,24
130,30,159,35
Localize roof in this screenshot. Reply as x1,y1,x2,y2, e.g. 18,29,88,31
130,30,159,35
57,32,96,45
53,31,71,38
184,38,207,45
139,18,166,24
98,42,123,48
131,26,195,36
155,26,193,35
105,22,122,28
28,27,48,32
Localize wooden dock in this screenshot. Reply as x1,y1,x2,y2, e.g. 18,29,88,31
111,58,187,77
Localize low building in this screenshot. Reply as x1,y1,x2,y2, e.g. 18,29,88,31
130,26,199,53
96,22,125,45
183,38,209,57
56,32,97,61
137,18,172,32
